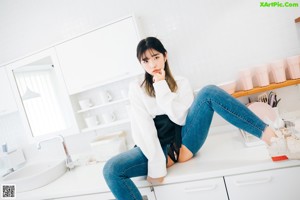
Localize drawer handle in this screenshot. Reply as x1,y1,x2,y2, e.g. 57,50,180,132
235,177,272,186
184,184,216,193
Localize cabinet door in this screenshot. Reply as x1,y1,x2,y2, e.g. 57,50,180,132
0,67,18,115
225,166,300,200
55,187,156,200
154,177,228,200
55,16,142,95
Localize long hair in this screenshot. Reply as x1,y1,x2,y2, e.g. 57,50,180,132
136,37,177,97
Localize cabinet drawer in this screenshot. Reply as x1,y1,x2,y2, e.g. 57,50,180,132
225,166,300,200
154,177,228,200
55,187,156,200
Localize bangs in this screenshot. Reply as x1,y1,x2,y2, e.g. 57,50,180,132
137,45,148,62
140,49,156,62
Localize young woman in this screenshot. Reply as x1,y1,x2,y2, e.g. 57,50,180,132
103,37,299,200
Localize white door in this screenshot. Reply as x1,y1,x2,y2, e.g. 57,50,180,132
154,177,228,200
225,166,300,200
0,67,18,115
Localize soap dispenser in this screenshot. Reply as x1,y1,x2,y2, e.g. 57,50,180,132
1,143,8,155
0,143,13,177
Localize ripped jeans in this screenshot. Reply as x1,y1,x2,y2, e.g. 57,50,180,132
103,85,267,200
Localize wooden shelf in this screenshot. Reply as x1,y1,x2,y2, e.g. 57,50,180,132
295,17,300,23
232,79,300,98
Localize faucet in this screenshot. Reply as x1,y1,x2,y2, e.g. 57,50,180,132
37,135,75,170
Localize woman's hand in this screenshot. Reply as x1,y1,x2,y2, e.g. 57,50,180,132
152,69,165,83
147,176,164,184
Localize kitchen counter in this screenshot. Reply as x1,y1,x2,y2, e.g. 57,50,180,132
18,129,300,200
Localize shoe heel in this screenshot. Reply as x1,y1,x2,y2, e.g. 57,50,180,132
271,155,288,162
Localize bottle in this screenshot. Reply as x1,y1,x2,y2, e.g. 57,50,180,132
0,143,13,176
1,143,8,154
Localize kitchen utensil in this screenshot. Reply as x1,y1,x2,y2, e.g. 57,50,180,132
267,91,281,107
257,93,268,103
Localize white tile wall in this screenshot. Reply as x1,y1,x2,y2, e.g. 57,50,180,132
0,0,299,155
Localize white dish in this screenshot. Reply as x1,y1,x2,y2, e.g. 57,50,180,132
247,102,277,124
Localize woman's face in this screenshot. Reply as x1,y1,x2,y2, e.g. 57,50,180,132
140,48,167,76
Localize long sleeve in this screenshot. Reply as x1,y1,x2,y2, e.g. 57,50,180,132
128,82,167,178
153,77,194,125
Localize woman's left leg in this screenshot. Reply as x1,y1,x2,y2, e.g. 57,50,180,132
179,85,268,161
103,147,148,200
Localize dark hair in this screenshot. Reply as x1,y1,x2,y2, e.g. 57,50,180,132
136,37,177,97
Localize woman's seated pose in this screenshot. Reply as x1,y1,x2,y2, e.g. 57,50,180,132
103,36,300,200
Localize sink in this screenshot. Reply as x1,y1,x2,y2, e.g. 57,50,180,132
2,160,67,192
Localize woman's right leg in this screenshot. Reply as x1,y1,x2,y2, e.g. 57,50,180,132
103,147,148,200
178,85,270,162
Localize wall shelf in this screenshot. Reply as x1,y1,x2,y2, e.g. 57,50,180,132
232,79,300,98
81,118,130,133
295,17,300,23
77,98,129,113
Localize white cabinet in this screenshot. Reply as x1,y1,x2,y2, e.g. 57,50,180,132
0,67,18,115
55,187,156,200
55,16,142,95
154,177,228,200
225,166,300,200
6,48,79,138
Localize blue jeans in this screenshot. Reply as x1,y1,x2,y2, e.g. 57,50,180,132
103,85,267,200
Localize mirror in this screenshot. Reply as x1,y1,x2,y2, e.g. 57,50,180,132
10,51,78,138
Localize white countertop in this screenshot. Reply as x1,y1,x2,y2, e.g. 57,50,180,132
17,129,300,200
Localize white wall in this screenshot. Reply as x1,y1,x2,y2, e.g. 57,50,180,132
0,0,300,156
1,0,300,88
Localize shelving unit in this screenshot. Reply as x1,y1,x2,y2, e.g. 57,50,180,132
77,98,129,113
70,74,140,133
232,79,300,98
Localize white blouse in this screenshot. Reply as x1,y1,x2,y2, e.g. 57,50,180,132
128,76,194,178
